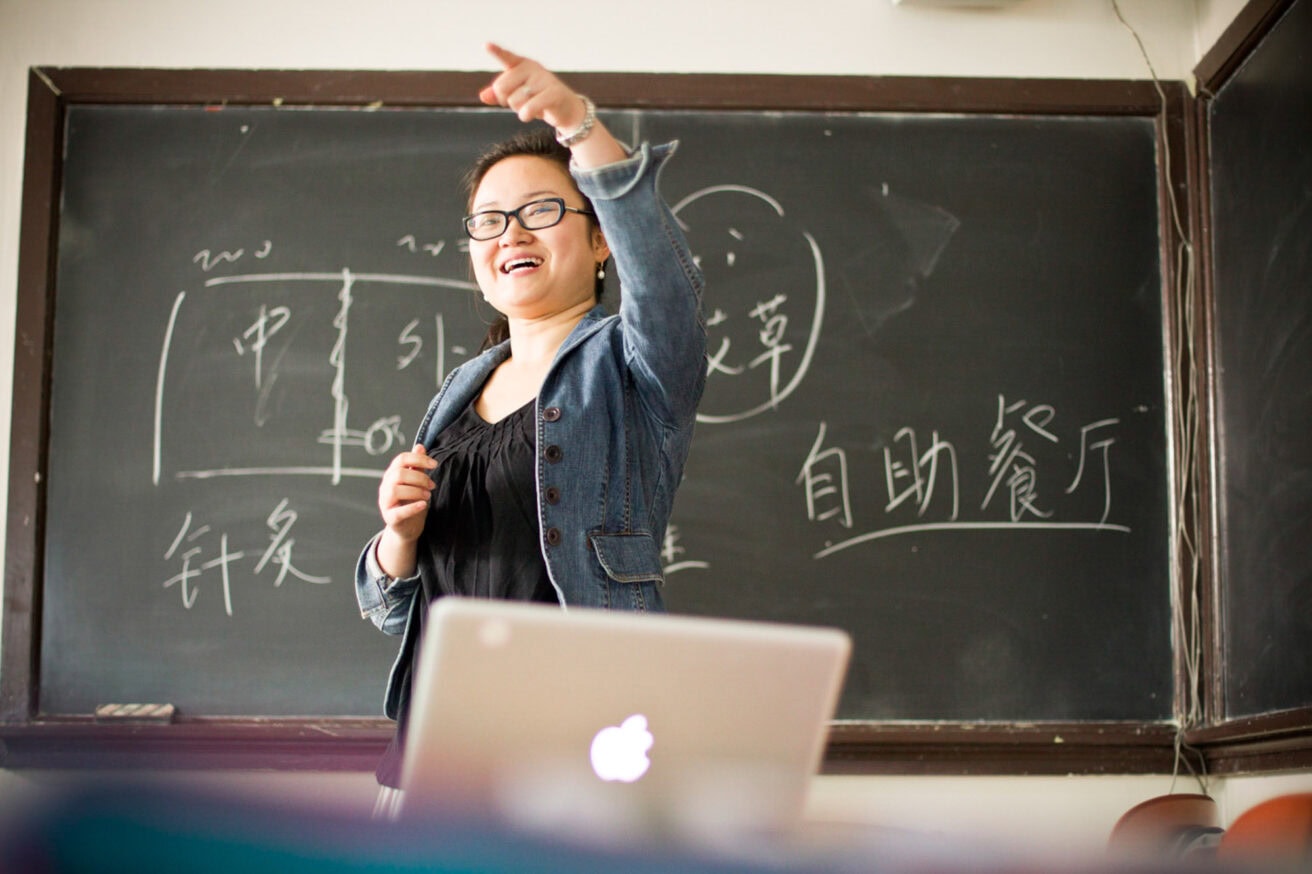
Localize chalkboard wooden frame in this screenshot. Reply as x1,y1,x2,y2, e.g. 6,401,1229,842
1,64,1213,774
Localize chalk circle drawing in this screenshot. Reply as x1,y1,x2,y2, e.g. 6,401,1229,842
673,185,825,425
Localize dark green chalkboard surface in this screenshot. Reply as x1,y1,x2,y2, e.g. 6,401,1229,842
1207,0,1312,721
34,99,1174,725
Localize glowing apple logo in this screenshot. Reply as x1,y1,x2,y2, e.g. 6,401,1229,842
589,714,653,783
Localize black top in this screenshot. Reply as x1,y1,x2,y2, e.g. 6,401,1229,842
376,398,558,787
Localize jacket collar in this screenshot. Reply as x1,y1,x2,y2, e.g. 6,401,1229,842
553,304,612,361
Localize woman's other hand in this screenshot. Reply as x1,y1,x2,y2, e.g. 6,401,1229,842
378,444,436,544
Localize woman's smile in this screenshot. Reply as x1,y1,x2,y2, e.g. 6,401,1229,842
499,255,544,275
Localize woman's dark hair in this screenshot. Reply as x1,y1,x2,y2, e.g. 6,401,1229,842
464,128,608,351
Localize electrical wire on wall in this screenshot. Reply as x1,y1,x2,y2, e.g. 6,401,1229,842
1111,0,1206,796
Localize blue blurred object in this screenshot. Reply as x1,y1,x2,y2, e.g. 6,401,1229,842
0,781,799,874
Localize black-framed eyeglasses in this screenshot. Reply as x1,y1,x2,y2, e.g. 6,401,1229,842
462,197,595,241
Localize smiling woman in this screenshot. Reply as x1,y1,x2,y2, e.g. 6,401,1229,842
353,44,708,801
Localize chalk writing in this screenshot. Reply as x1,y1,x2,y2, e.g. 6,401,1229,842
153,175,1136,625
161,500,327,617
254,498,330,587
661,524,710,575
1066,417,1121,525
807,397,1130,559
673,185,825,424
194,239,272,271
796,421,853,529
233,304,292,430
397,235,446,257
397,318,423,370
982,395,1057,522
155,270,476,483
162,511,244,616
884,427,960,521
327,269,354,485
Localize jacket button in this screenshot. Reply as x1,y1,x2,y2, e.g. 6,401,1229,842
543,406,562,422
545,527,562,546
544,486,561,505
544,444,563,463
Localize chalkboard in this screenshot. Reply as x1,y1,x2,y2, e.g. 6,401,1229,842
1207,0,1312,719
8,73,1181,744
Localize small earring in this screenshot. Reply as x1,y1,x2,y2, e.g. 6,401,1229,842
596,264,606,280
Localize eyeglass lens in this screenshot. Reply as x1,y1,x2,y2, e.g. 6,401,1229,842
465,199,565,240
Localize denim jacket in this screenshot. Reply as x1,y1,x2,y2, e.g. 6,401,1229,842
355,141,706,719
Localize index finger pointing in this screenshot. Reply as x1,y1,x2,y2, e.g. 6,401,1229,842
485,42,525,71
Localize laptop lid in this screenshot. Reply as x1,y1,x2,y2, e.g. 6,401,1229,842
398,597,851,838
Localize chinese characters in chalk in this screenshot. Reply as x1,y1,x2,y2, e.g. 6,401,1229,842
798,394,1127,559
161,499,329,617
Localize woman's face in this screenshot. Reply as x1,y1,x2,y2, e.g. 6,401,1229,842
468,155,608,322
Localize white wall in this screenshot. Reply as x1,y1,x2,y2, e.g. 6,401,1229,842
7,0,1308,857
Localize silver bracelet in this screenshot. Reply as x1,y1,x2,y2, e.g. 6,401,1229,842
556,94,596,148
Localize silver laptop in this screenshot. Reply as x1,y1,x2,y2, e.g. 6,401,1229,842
398,597,851,840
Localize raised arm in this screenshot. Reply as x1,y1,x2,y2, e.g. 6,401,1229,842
479,43,707,426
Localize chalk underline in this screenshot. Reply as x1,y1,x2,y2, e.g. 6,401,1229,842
815,520,1131,558
664,561,711,575
175,467,381,480
204,271,475,290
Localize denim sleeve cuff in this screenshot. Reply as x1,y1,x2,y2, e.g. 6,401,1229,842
365,536,419,598
572,140,678,202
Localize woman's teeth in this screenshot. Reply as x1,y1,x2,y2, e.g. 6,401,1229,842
503,257,543,274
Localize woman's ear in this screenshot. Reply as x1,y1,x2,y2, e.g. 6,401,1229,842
591,227,611,265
